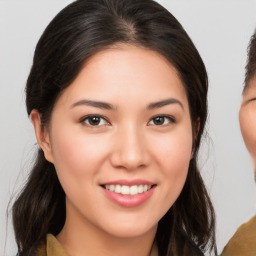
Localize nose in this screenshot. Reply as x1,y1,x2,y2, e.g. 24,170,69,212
110,124,150,170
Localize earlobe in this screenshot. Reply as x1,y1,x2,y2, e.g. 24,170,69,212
30,110,54,163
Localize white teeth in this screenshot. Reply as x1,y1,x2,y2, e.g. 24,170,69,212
104,184,152,195
115,185,121,193
130,185,138,195
121,185,130,195
138,185,144,193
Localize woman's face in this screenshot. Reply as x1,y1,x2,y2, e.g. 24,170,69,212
42,45,193,238
240,78,256,169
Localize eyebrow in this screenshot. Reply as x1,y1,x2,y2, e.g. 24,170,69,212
71,99,116,110
71,98,184,111
147,98,184,110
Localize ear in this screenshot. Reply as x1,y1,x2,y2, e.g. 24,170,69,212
195,117,200,137
30,110,54,163
191,118,200,158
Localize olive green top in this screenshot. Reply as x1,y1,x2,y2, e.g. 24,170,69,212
221,215,256,256
36,233,203,255
36,234,69,256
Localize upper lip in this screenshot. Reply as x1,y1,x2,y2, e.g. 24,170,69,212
100,179,155,186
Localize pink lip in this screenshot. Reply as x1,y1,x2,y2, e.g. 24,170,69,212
100,180,156,208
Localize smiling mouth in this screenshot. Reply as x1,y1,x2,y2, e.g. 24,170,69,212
101,184,156,196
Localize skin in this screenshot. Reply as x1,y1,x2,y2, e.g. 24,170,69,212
31,44,194,256
240,77,256,172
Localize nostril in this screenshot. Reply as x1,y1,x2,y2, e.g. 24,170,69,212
109,130,151,170
109,150,150,170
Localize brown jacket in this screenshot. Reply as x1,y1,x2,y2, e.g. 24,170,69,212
221,216,256,256
36,233,204,256
36,234,69,256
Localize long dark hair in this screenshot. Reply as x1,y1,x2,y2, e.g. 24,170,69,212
12,0,216,255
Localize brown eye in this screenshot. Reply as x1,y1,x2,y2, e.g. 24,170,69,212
88,116,101,125
148,115,175,126
81,115,109,126
153,116,165,125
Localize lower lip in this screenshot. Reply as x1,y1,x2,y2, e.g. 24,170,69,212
102,186,156,208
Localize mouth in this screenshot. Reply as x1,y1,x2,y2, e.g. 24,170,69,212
101,184,156,196
100,181,157,207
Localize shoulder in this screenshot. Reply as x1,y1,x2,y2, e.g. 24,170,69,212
221,215,256,256
35,234,70,256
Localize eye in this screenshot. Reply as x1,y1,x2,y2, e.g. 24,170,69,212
80,115,109,126
244,97,256,106
249,97,256,102
148,115,175,126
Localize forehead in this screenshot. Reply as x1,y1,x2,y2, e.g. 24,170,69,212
70,45,186,96
54,44,190,112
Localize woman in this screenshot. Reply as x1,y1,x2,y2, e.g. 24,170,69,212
221,29,256,256
12,0,216,255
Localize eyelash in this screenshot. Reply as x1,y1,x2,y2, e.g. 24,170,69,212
80,115,175,127
249,97,256,102
148,115,176,126
80,115,110,126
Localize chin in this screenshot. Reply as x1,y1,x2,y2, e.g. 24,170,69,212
102,221,157,239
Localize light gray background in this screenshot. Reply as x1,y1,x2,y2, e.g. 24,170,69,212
1,0,256,255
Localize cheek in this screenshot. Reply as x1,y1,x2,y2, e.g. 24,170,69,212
150,129,192,215
162,136,191,187
50,127,109,183
240,108,256,159
49,128,112,210
155,126,193,167
150,125,193,186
